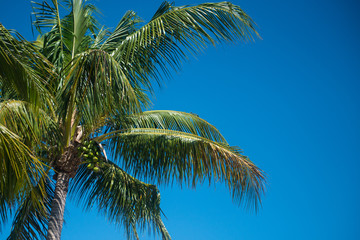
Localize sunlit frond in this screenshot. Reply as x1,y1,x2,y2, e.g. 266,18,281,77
0,100,59,148
90,26,109,49
31,0,68,71
62,0,98,58
105,110,228,144
0,24,55,108
70,161,170,240
108,1,259,92
0,124,45,191
100,10,142,52
102,128,265,210
0,124,47,229
58,49,148,140
31,0,58,33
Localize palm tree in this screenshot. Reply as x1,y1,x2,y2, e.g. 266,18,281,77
0,0,265,239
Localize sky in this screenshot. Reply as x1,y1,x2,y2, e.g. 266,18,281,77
1,0,360,239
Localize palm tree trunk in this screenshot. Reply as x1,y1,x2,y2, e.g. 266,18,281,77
46,172,70,240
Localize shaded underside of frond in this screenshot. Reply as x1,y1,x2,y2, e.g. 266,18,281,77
105,128,265,210
0,124,49,232
7,176,54,240
70,161,170,240
0,193,12,232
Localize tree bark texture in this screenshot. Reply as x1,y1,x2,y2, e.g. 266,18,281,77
46,172,70,240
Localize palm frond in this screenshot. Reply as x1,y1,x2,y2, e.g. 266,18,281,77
70,161,170,240
0,124,48,230
90,26,110,49
31,0,68,71
0,124,45,194
107,1,259,91
0,192,12,232
63,0,98,58
0,100,59,148
99,10,142,52
7,176,54,240
58,49,148,141
101,128,265,210
0,24,55,108
31,0,58,33
104,110,228,144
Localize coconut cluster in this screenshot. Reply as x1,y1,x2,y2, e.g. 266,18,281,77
78,140,105,173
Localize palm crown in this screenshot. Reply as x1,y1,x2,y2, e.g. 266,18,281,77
0,0,265,239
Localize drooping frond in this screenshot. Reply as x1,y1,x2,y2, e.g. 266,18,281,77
105,110,228,144
0,124,47,226
102,128,265,210
70,161,170,240
0,100,59,147
0,24,55,108
7,176,54,240
106,1,259,91
0,124,45,192
0,192,12,232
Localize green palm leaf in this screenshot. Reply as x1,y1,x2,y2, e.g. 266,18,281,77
100,10,141,52
58,49,148,141
0,124,47,229
106,1,259,92
70,161,170,240
0,100,59,147
0,24,55,108
106,110,228,144
62,0,98,58
7,176,54,240
101,127,265,210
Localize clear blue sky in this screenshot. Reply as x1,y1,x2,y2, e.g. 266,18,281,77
1,0,360,239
